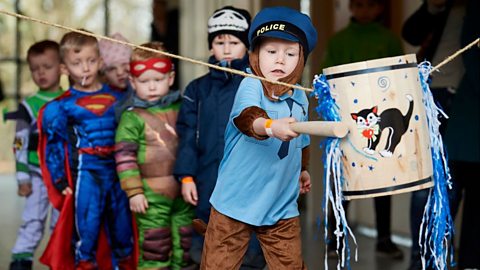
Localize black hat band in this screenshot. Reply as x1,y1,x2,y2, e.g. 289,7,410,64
252,21,308,54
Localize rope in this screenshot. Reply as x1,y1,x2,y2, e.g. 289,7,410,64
430,37,480,74
0,9,315,92
1,9,479,86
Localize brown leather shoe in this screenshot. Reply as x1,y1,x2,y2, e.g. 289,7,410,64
376,238,404,260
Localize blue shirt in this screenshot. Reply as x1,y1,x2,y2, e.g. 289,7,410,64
42,84,125,187
174,55,249,223
209,77,310,226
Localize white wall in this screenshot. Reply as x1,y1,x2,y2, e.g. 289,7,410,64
178,0,261,90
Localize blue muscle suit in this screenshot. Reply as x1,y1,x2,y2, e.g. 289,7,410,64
40,84,133,264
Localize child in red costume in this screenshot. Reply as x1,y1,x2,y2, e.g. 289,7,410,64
38,31,135,270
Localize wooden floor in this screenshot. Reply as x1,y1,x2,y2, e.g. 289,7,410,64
0,173,413,270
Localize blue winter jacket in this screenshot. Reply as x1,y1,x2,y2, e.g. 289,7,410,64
174,54,249,222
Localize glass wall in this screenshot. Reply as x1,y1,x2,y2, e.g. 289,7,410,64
0,0,152,170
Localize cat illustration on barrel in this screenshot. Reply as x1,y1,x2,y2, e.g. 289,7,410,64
351,94,414,157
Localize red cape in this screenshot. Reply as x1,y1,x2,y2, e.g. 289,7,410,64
37,101,114,269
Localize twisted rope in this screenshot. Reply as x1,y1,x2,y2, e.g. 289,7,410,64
1,9,478,88
0,9,315,92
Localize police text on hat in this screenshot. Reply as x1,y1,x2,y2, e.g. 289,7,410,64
248,6,318,60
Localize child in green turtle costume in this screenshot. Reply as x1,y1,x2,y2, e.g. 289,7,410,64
115,42,194,270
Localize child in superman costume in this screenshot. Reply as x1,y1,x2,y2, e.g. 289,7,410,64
115,42,195,270
38,31,135,269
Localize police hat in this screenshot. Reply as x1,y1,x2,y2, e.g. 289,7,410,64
248,6,318,59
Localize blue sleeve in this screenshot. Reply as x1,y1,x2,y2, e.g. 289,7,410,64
174,81,199,178
41,100,70,191
230,78,264,120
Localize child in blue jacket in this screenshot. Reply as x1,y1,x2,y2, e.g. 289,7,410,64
174,6,266,269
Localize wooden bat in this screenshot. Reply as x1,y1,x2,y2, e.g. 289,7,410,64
290,121,349,138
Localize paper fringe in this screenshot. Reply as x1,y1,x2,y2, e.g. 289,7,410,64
418,62,454,270
312,75,357,270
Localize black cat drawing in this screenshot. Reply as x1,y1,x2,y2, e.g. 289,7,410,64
350,94,414,157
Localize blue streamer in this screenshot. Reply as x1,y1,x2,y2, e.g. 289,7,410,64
312,75,357,270
417,62,454,270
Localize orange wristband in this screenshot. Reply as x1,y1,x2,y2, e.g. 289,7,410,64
265,119,274,137
181,176,194,184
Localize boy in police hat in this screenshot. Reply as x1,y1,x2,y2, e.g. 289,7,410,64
201,6,317,270
174,5,266,270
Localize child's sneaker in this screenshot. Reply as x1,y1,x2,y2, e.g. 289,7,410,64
9,259,32,270
376,238,404,260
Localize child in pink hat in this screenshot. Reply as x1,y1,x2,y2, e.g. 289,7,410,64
99,32,132,91
99,32,134,120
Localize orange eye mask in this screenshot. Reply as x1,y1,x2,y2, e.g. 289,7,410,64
130,58,173,77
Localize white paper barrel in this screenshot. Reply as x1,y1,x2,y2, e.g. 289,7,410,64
323,54,433,200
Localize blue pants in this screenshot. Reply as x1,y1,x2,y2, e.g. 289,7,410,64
448,161,480,269
74,167,133,262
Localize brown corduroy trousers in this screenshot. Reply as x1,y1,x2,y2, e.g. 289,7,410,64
200,208,307,270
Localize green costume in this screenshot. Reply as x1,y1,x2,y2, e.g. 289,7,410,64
10,89,63,262
115,94,194,269
15,89,64,174
322,20,403,68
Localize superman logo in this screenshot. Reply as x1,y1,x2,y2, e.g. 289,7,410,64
76,94,116,116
